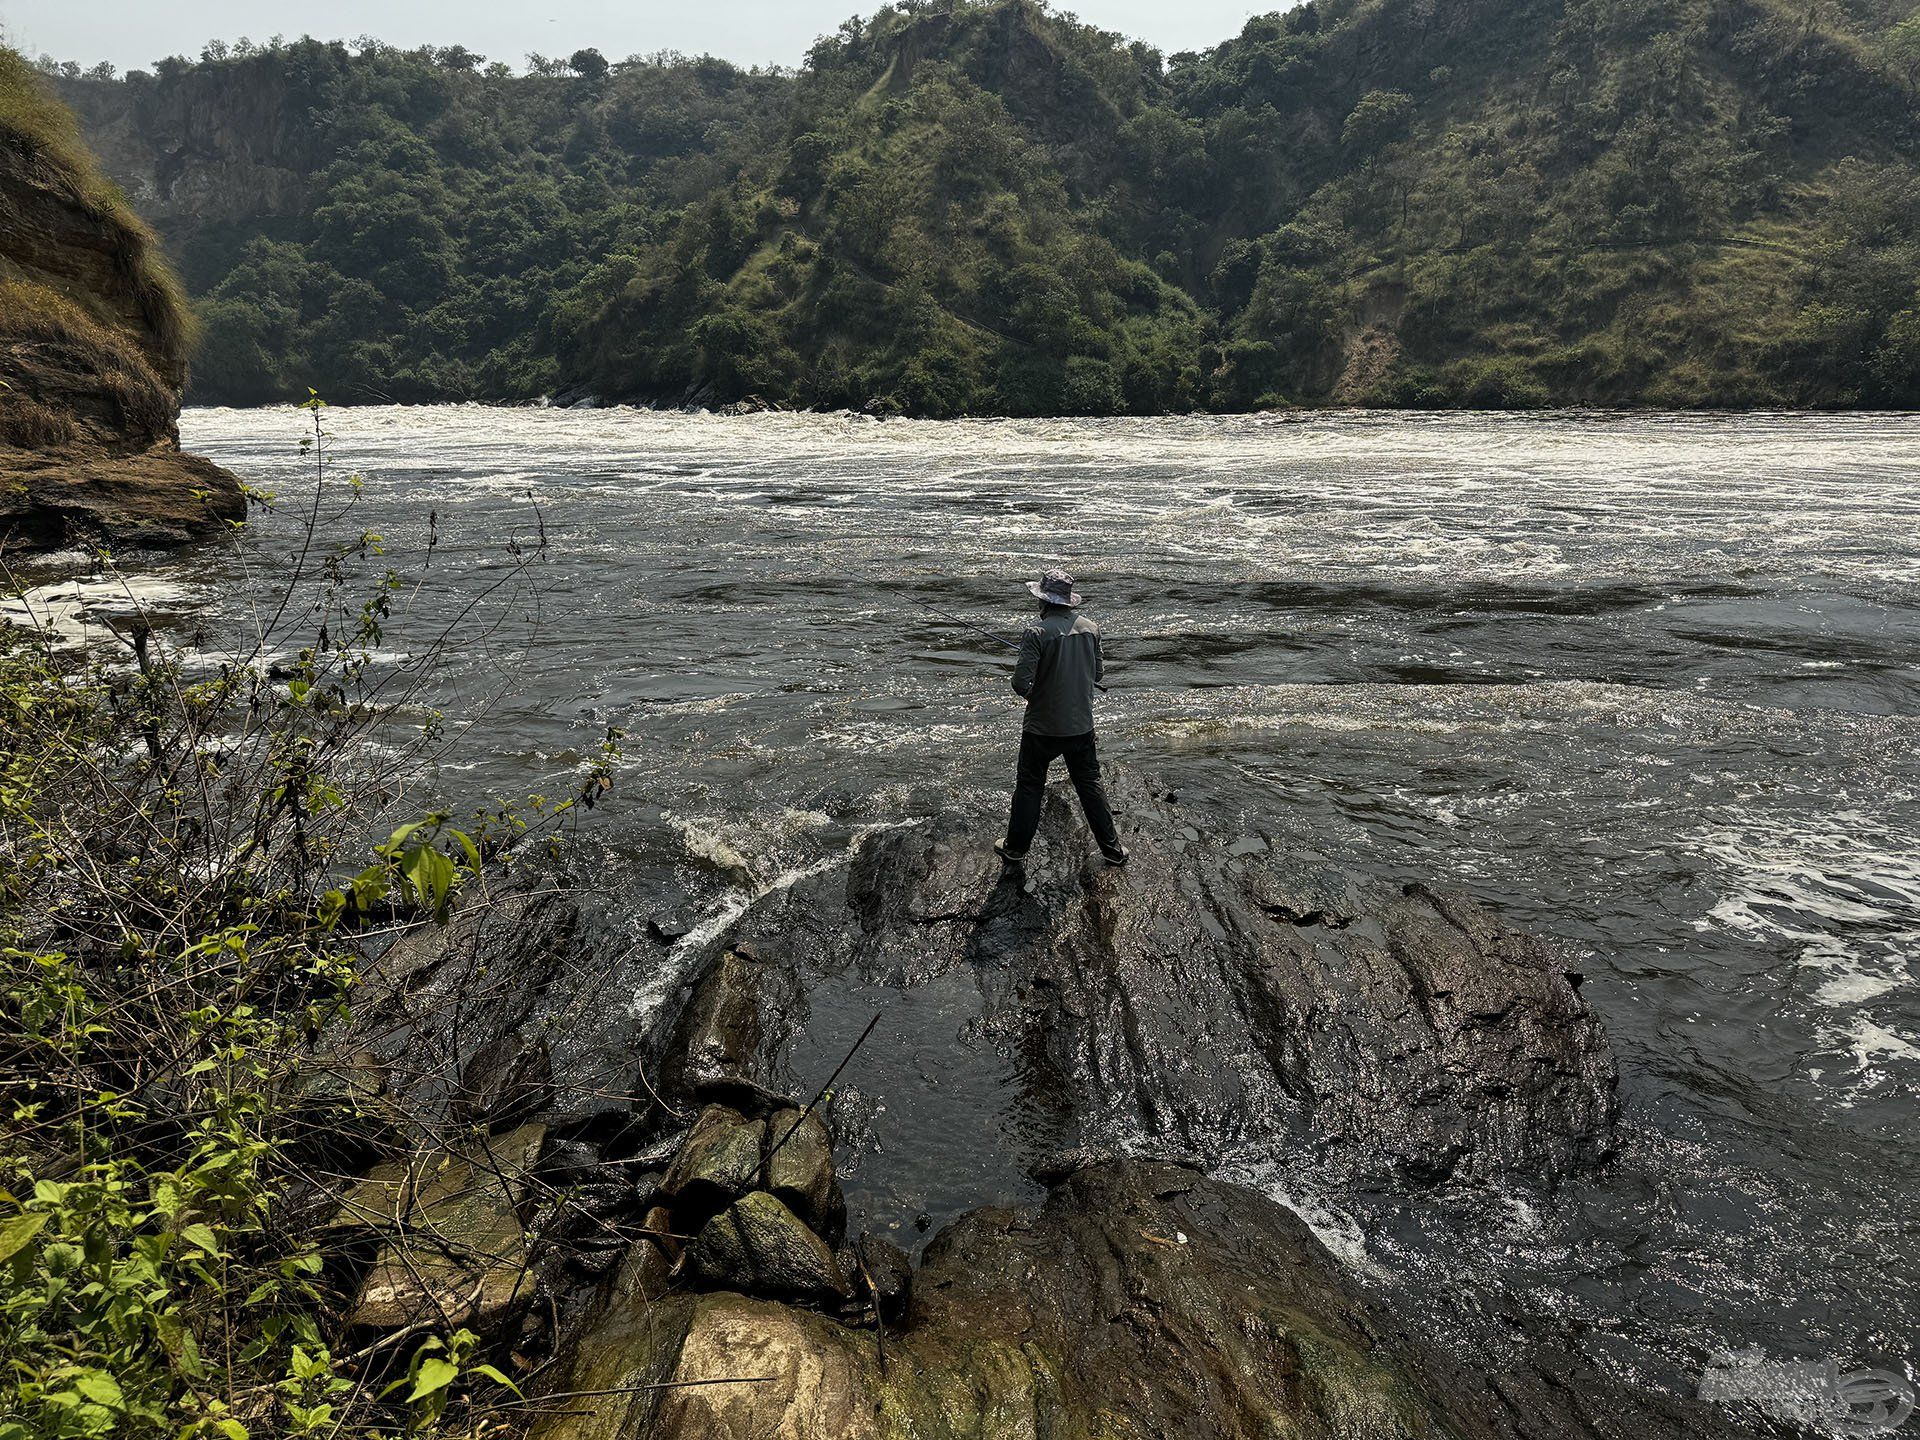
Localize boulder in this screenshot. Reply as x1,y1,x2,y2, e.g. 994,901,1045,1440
530,1160,1748,1440
689,765,1617,1192
331,888,650,1144
764,1107,834,1228
658,1105,763,1217
342,1122,546,1331
657,946,796,1113
453,1032,552,1127
685,1191,850,1302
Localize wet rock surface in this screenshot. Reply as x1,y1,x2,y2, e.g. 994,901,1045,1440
658,1104,764,1213
321,887,651,1146
687,1191,850,1302
764,1107,836,1227
532,1159,1755,1440
674,765,1618,1193
315,775,1752,1436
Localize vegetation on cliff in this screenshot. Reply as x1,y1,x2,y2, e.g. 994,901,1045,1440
46,0,1920,412
0,47,241,551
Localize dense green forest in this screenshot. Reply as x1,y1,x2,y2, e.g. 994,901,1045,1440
43,0,1920,412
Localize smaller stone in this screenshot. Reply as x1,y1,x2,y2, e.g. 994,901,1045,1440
647,909,696,941
659,1105,764,1222
688,1191,849,1301
629,1127,691,1169
634,1202,681,1265
569,1246,623,1280
853,1234,913,1323
537,1138,601,1185
764,1108,834,1226
453,1033,552,1126
551,1180,636,1253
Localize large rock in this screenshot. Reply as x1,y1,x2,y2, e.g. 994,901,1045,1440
656,945,796,1113
658,1104,764,1216
665,766,1616,1193
0,446,245,551
326,887,650,1146
339,1122,546,1331
530,1160,1749,1440
686,1190,850,1302
764,1107,835,1228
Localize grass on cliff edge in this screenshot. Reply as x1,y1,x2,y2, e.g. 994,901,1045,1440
0,46,197,374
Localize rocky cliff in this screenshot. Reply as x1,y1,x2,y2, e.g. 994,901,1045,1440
0,48,242,553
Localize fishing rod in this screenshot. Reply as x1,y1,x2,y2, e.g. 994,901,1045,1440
816,556,1108,691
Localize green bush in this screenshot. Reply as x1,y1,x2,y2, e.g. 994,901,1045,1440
0,399,617,1438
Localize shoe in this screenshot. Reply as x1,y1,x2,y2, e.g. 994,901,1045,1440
1100,844,1129,867
995,840,1028,864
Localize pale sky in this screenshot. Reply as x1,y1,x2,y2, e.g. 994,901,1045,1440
0,1,1279,73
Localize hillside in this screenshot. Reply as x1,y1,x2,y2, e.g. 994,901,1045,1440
54,40,790,405
0,47,242,550
46,0,1920,413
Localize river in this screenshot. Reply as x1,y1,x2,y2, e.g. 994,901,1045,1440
19,404,1918,1406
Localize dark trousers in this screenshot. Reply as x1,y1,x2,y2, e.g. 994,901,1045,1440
1005,730,1120,855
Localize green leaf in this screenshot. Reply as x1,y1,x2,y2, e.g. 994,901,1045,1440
178,1222,221,1255
467,1363,522,1396
451,828,483,875
383,820,428,854
0,1211,47,1263
74,1371,123,1409
156,1312,205,1379
406,1357,459,1402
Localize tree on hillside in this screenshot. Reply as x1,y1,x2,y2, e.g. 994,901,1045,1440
1885,14,1920,94
1341,89,1413,159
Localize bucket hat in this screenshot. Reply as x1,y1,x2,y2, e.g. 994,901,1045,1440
1026,568,1082,607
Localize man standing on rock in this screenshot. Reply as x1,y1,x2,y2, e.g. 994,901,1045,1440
996,568,1129,868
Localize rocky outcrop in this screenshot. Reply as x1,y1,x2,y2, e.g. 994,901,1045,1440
533,1159,1752,1440
316,887,652,1146
661,765,1618,1193
53,60,324,231
504,767,1713,1436
0,49,242,552
310,776,1732,1435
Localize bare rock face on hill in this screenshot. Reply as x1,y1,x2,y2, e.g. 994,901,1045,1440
0,49,242,553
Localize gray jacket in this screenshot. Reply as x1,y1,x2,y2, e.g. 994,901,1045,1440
1011,607,1104,735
